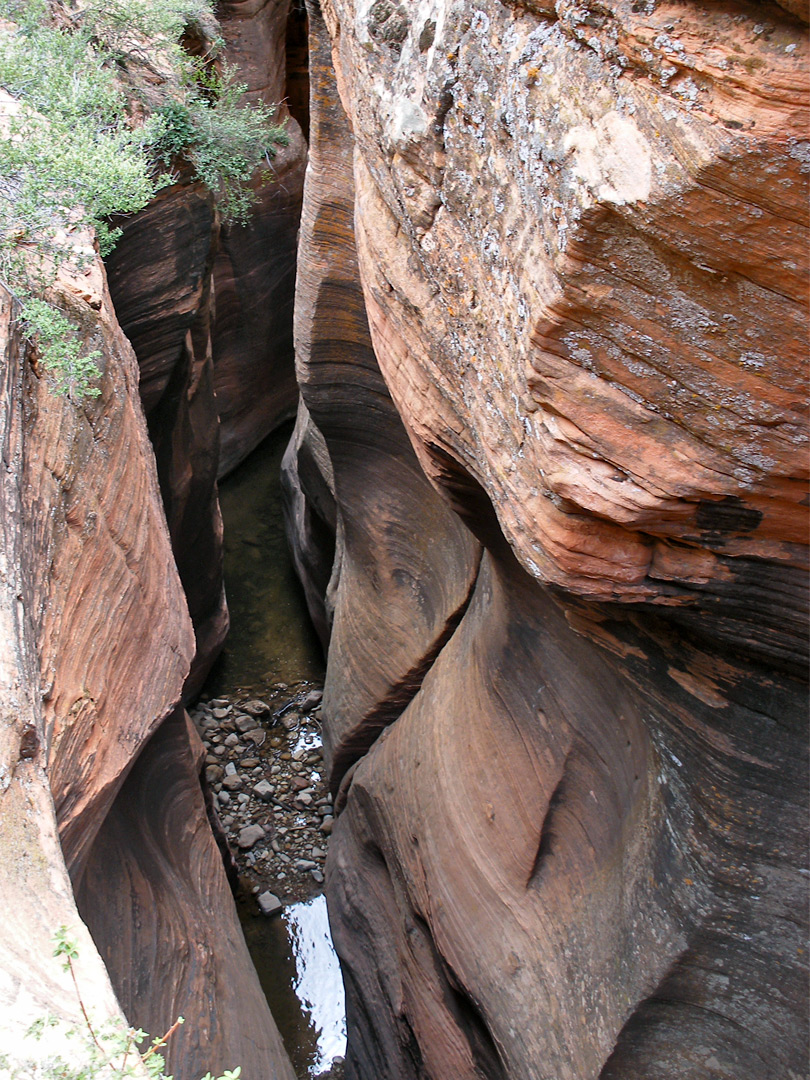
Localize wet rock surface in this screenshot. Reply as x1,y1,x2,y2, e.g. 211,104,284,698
191,684,333,908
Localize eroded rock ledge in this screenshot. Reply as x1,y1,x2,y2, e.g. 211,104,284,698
288,1,809,1077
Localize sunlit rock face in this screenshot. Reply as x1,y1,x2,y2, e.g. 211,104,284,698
18,251,196,882
0,286,131,1052
289,1,809,1077
289,2,482,792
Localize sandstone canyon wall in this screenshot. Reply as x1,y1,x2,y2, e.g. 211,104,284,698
0,222,296,1076
0,7,306,1069
287,1,809,1077
105,0,309,694
212,0,309,478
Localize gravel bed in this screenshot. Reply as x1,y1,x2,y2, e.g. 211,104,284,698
190,681,332,909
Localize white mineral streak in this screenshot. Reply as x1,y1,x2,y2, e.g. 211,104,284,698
564,110,653,205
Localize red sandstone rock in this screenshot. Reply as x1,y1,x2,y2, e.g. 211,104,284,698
289,1,809,1077
281,397,338,648
0,289,129,1054
213,0,309,476
105,181,228,697
291,3,481,789
1,208,295,1076
20,239,196,879
76,709,297,1080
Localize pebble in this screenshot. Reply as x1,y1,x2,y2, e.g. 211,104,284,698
198,685,334,908
238,824,265,850
257,891,283,917
213,708,230,719
243,699,270,717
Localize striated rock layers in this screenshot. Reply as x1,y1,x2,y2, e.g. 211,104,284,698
0,219,294,1075
105,180,227,698
288,1,809,1078
213,0,309,477
105,0,309,691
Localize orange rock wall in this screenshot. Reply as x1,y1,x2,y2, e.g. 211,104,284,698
0,245,296,1075
105,181,227,698
0,10,306,1058
289,1,810,1077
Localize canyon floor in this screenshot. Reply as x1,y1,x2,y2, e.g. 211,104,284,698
190,680,346,1080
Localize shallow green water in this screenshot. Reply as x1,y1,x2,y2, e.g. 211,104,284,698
205,424,325,697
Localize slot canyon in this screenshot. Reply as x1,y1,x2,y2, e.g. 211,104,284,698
0,1,807,1078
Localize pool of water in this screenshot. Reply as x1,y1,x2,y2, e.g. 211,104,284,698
241,894,346,1078
205,423,325,698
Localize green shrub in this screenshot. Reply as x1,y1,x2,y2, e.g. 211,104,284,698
0,0,288,399
166,63,290,225
0,929,242,1080
20,299,102,400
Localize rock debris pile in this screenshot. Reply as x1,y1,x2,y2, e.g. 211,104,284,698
190,682,332,909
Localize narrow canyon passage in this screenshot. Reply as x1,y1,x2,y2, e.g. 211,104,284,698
194,425,347,1080
0,1,806,1079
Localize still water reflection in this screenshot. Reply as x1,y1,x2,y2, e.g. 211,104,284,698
241,895,346,1078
